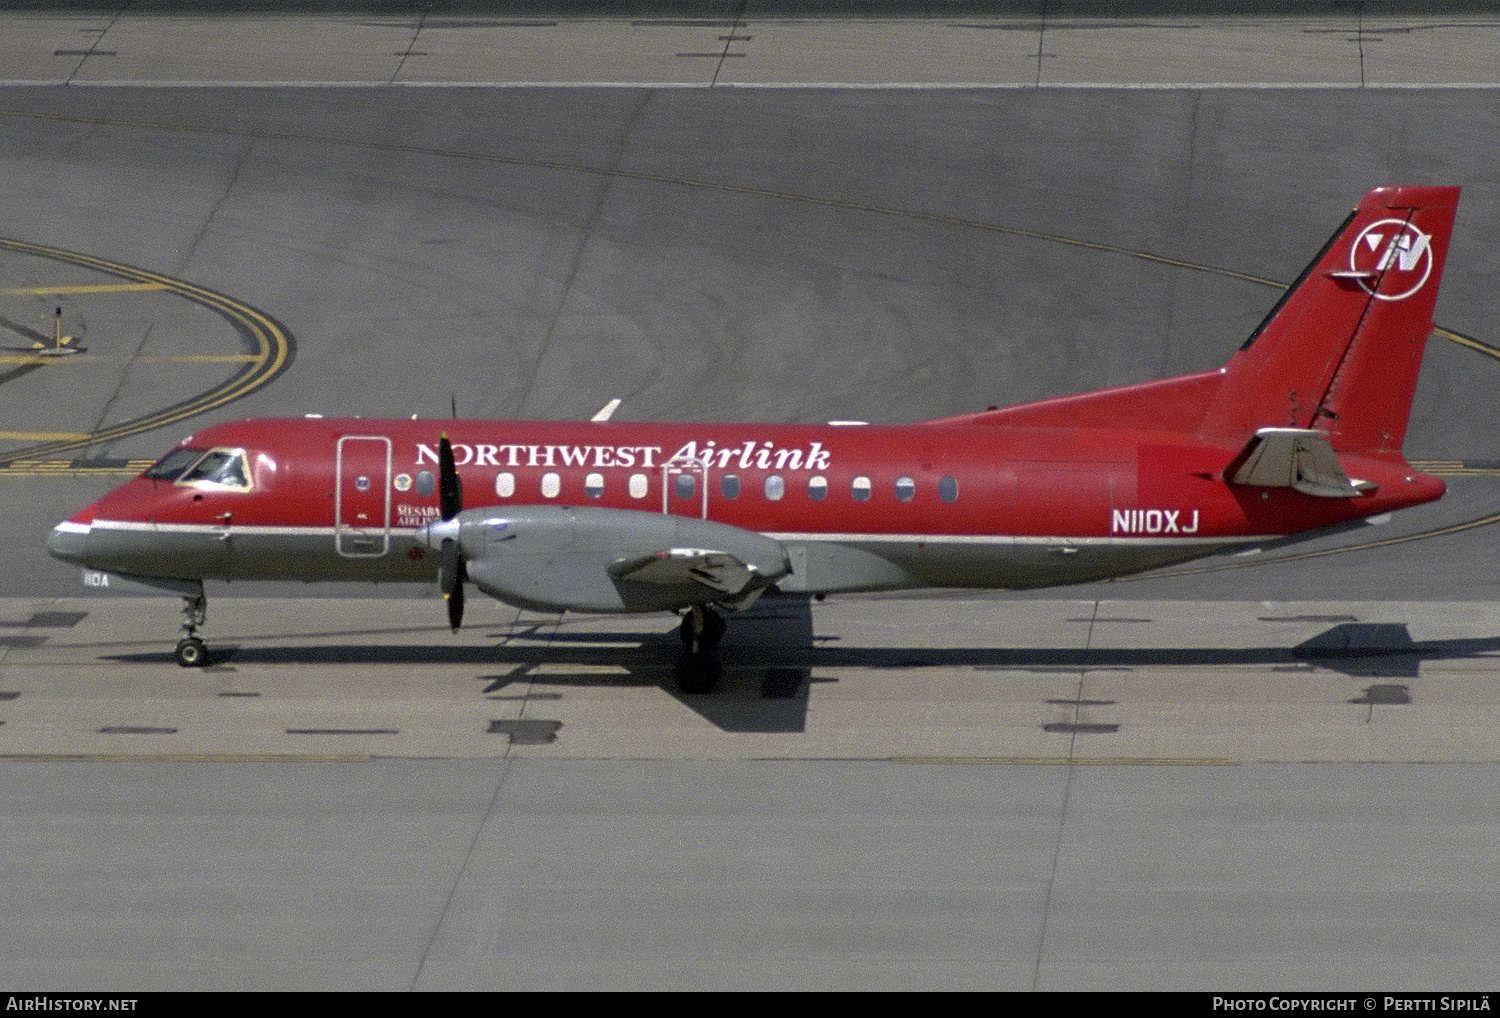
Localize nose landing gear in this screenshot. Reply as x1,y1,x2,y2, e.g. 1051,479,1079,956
175,590,209,667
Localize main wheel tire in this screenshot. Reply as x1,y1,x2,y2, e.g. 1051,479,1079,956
174,637,208,667
700,609,726,652
678,608,727,654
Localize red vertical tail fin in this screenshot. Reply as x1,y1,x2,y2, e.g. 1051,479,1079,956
1204,185,1460,455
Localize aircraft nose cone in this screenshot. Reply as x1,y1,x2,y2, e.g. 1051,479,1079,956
45,521,90,565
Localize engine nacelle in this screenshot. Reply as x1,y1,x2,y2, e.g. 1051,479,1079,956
451,505,790,613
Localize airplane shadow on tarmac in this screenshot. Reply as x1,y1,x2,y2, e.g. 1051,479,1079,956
99,593,1500,728
102,597,1500,733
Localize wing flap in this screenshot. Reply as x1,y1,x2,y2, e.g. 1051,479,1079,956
1228,428,1378,498
609,548,756,595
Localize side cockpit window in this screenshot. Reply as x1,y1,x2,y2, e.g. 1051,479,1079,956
142,448,207,482
176,448,253,491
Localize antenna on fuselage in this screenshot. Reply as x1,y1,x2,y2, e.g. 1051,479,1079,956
591,398,622,422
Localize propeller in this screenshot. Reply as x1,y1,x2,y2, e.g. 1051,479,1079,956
437,433,467,632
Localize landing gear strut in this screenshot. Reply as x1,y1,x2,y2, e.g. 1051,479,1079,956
175,591,209,667
676,605,725,693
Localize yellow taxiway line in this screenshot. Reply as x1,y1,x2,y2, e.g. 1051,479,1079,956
0,430,91,441
0,459,155,475
5,282,170,295
0,237,295,466
0,354,264,364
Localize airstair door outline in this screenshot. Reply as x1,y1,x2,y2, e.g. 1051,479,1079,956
336,436,392,557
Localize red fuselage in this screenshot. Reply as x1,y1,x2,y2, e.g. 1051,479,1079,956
52,415,1443,602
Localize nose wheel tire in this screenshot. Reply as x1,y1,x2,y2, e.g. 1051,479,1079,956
174,637,208,668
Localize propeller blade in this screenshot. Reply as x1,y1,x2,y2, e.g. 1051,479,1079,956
439,539,466,632
446,571,465,632
439,538,460,595
438,433,463,521
437,434,466,631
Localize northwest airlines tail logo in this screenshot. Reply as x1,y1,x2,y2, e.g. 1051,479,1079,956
1350,219,1433,301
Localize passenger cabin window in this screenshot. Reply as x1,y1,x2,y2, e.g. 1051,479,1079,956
720,474,741,499
541,472,561,498
177,448,251,490
629,473,648,499
143,448,206,482
851,476,872,502
416,470,435,497
674,473,695,500
764,475,785,501
939,476,959,503
895,476,916,502
495,472,515,498
585,472,604,498
807,475,828,501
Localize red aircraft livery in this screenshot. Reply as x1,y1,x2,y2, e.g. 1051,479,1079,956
47,186,1460,688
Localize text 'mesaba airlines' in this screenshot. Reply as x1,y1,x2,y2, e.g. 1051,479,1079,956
47,187,1461,688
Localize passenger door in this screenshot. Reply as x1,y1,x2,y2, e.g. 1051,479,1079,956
335,435,392,557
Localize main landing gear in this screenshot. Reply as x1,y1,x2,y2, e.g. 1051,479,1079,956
676,605,726,693
175,591,209,667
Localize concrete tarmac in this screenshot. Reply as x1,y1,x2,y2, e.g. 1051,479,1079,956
3,595,1499,762
3,756,1496,991
1,7,1498,992
5,5,1500,88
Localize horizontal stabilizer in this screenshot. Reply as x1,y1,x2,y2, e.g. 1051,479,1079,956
609,548,756,596
1228,428,1377,498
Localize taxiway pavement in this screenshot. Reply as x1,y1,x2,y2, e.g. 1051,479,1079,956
1,5,1498,992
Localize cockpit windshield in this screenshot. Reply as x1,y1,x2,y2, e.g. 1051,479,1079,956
178,448,252,490
142,448,207,482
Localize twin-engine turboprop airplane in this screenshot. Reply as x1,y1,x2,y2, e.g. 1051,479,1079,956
47,186,1460,689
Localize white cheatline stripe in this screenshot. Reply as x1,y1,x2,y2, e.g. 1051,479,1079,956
83,518,1279,546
